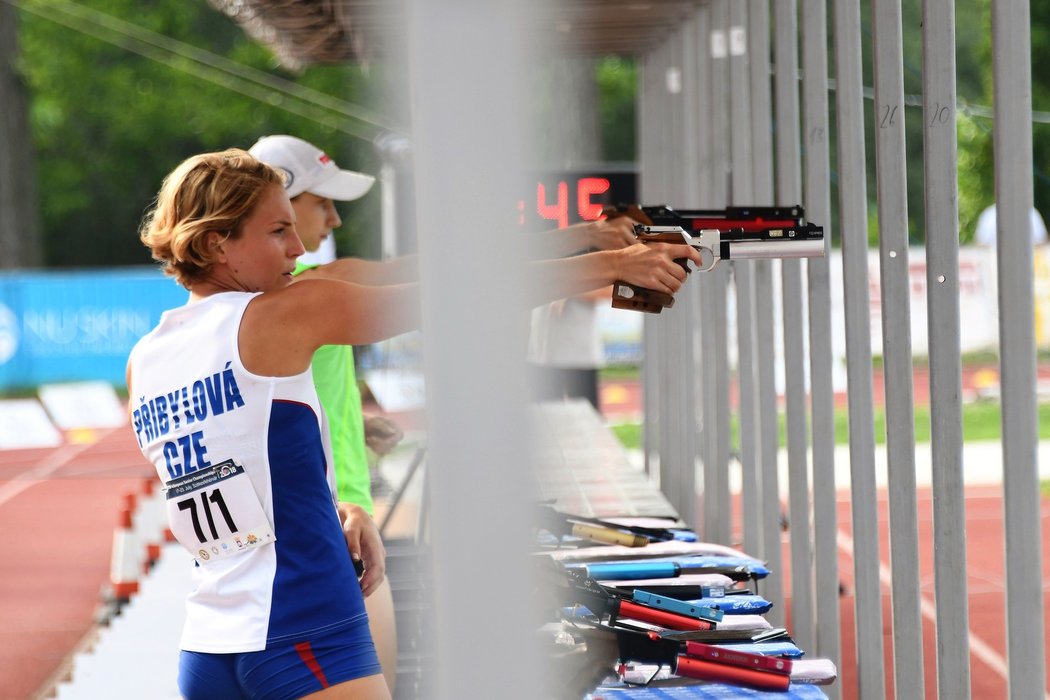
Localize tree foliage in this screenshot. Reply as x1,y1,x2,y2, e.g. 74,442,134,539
823,0,988,246
15,0,385,268
0,0,41,268
927,0,1050,242
596,56,636,163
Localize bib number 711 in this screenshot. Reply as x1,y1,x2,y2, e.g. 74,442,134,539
163,459,275,562
177,489,238,543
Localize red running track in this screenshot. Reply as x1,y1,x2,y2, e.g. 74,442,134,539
0,426,153,699
774,485,1050,699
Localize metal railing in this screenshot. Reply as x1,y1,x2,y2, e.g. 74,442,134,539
635,1,1046,698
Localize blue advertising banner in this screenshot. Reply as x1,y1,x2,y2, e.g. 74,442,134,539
0,268,187,391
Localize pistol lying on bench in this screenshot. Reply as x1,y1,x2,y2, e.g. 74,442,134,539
604,204,825,314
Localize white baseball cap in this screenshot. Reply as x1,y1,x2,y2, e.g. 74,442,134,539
248,135,375,201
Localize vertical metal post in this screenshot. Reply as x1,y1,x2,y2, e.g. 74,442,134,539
728,0,761,556
703,0,732,545
921,1,971,697
800,0,841,691
991,2,1048,697
639,52,662,481
831,0,886,695
870,0,925,694
672,18,700,529
772,0,814,654
693,8,717,539
747,0,784,626
651,28,699,526
406,1,539,697
663,27,686,524
651,40,684,516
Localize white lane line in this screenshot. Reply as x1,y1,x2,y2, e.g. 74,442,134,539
0,428,121,508
835,529,1049,700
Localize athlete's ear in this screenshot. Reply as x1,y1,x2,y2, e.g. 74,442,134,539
207,230,231,261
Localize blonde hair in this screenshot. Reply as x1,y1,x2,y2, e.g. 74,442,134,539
139,148,286,288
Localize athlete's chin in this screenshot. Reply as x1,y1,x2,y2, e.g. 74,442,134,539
264,274,294,291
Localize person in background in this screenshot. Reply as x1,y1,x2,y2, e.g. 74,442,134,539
528,287,610,410
526,215,638,412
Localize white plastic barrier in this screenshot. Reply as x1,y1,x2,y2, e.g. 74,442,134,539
54,543,190,699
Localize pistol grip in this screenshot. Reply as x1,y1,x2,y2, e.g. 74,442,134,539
612,282,674,314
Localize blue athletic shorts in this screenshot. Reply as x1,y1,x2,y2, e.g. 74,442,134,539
177,617,382,700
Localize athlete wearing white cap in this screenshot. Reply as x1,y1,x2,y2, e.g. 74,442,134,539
250,135,375,201
250,136,375,265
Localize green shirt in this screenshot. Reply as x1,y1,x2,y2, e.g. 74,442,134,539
293,262,373,514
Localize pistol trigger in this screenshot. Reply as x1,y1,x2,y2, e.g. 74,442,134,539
696,246,717,271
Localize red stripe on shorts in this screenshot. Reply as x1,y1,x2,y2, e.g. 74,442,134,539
294,641,330,689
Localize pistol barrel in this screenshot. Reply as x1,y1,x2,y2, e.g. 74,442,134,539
727,238,825,260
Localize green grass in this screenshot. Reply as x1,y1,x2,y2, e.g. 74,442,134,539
610,423,645,450
601,350,1050,379
0,386,45,399
599,364,645,380
1,384,129,400
608,400,1050,449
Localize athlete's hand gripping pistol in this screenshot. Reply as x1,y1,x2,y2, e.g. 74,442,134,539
604,204,826,314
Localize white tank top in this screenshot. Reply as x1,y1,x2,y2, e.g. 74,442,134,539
128,292,366,652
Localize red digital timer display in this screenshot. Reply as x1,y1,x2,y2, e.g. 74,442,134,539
518,172,638,230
